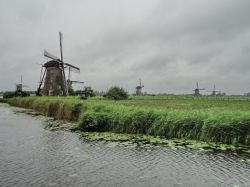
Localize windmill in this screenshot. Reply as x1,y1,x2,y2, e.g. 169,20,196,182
207,84,220,96
135,79,144,96
66,65,84,95
37,32,81,96
15,75,28,96
67,67,84,95
193,82,205,96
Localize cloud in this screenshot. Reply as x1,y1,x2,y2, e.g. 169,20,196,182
1,0,250,94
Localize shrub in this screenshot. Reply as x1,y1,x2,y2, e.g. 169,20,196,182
104,86,128,100
3,92,15,99
78,111,110,131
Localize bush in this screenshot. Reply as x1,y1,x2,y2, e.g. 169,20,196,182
3,92,15,99
78,111,110,131
104,86,128,100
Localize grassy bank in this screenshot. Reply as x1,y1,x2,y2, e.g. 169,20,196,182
8,96,250,146
9,97,83,121
0,98,8,103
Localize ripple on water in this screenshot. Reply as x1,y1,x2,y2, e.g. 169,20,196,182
0,104,249,187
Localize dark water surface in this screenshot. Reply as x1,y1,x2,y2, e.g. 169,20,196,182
0,104,249,187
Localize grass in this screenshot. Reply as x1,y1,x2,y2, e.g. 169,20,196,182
0,98,8,103
9,97,83,121
8,96,250,146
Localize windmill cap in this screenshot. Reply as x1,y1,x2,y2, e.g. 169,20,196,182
44,60,61,68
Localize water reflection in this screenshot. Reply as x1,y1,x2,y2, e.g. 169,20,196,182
0,104,249,187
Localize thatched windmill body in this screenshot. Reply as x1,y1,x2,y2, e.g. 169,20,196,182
37,32,80,96
193,82,205,96
136,79,144,96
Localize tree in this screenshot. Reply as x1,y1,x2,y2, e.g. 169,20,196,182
104,86,128,100
82,86,95,97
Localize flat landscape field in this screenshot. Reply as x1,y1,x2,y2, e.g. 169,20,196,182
86,96,250,110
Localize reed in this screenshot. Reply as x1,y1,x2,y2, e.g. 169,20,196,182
9,97,83,121
79,103,250,145
8,96,250,145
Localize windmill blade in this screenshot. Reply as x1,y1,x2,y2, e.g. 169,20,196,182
64,63,80,73
44,50,61,61
196,82,199,89
199,88,205,90
70,81,84,84
59,32,63,62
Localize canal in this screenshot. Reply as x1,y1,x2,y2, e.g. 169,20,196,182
0,103,249,187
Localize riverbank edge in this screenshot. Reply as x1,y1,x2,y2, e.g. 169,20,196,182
7,97,250,148
0,98,8,103
8,104,250,153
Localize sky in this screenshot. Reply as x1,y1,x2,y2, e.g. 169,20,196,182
0,0,250,95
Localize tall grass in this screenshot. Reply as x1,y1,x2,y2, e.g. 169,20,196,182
9,97,83,121
8,96,250,145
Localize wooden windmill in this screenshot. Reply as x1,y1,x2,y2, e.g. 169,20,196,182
37,32,80,96
193,82,205,96
135,79,144,96
207,84,220,96
66,67,84,95
15,75,28,96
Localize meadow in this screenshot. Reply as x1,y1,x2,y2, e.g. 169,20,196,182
8,96,250,146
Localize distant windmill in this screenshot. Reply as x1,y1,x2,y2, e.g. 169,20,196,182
193,82,205,96
207,84,220,96
15,75,28,96
37,32,81,96
135,79,144,96
66,67,84,95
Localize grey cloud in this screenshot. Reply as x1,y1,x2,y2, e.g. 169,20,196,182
1,0,250,94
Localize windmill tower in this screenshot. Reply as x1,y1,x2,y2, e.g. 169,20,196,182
193,82,205,96
135,79,144,96
15,75,24,94
208,84,220,96
15,75,28,96
37,32,80,96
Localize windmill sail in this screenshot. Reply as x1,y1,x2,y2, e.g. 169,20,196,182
64,63,80,73
70,81,84,84
44,50,61,61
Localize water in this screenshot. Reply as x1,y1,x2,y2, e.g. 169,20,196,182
0,103,249,187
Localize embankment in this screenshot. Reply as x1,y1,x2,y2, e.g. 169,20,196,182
9,97,82,121
8,97,250,145
0,98,8,103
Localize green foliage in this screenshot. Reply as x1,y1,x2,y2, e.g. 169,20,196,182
3,92,15,99
73,87,95,98
9,96,83,121
8,96,250,145
79,102,250,145
82,87,95,97
104,86,128,100
0,98,8,103
52,85,62,96
68,86,75,96
78,111,110,131
201,112,250,144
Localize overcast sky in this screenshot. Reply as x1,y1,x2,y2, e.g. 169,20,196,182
0,0,250,94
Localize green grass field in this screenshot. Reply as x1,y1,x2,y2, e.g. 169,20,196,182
8,96,250,146
87,96,250,110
